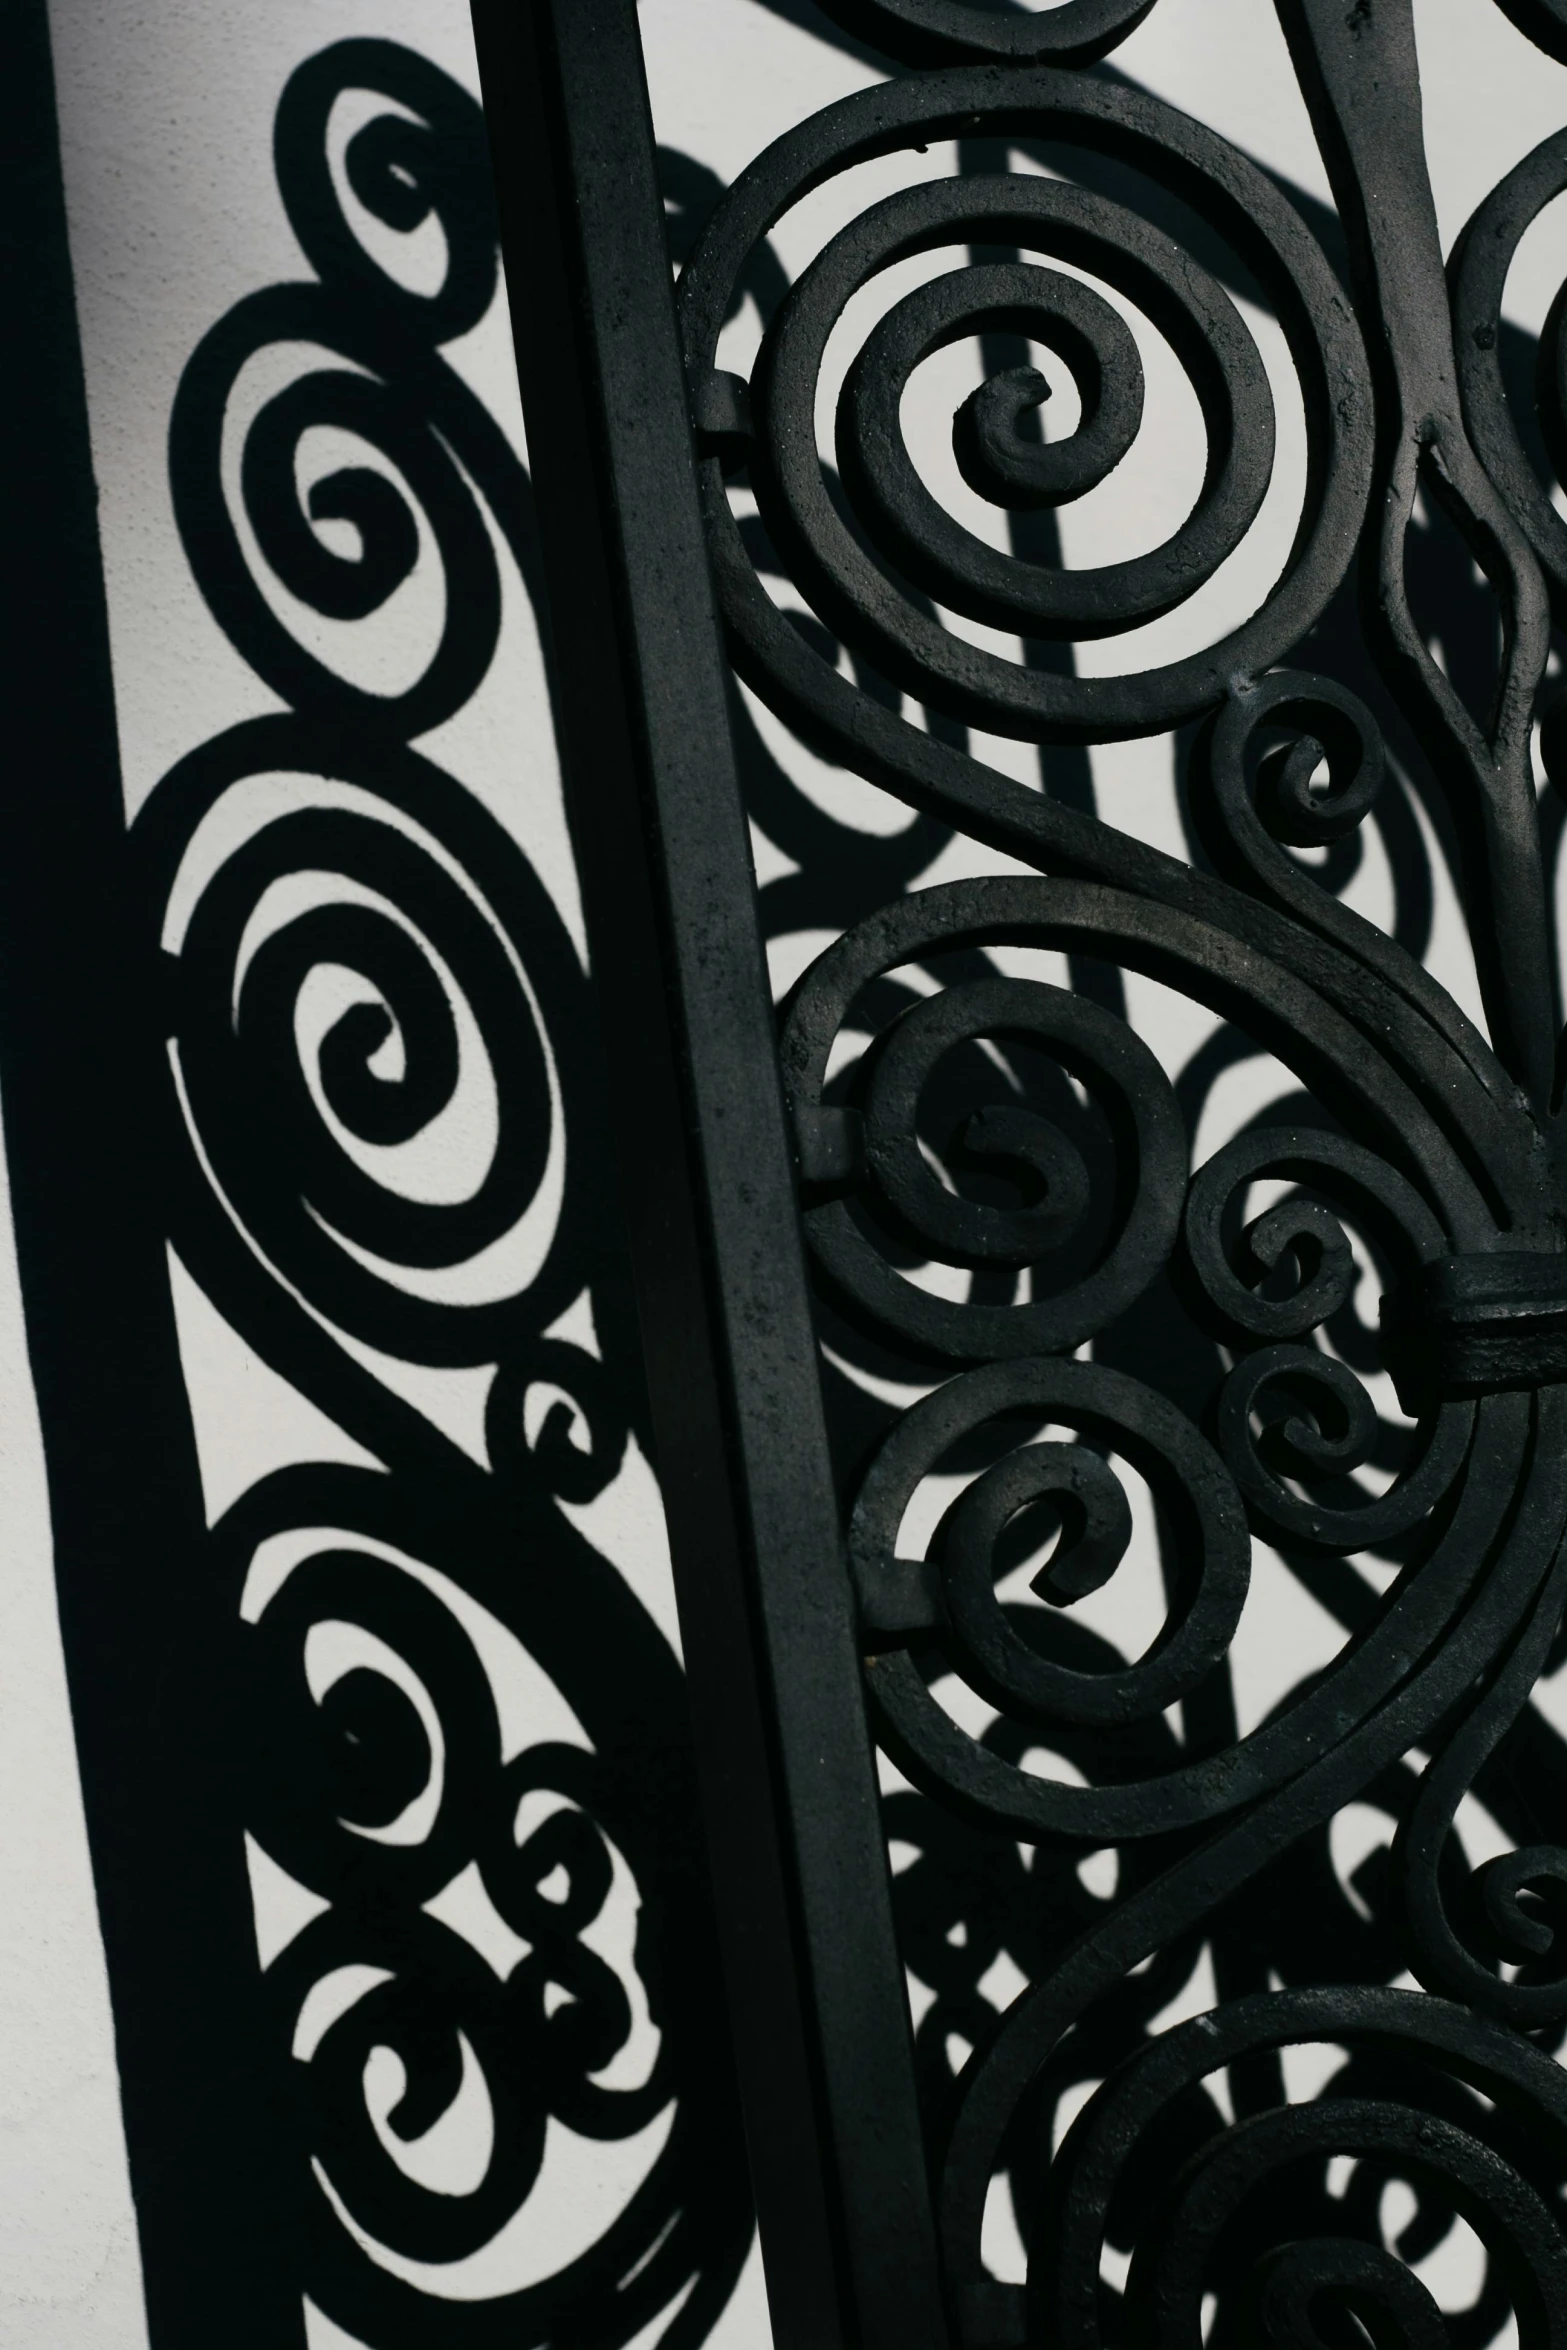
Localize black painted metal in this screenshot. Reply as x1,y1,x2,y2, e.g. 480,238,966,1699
139,39,761,2344
468,10,944,2348
473,0,1567,2345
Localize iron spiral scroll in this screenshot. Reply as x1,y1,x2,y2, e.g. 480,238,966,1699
662,0,1567,2341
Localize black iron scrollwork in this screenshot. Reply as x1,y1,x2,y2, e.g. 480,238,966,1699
136,38,751,2347
661,0,1567,2340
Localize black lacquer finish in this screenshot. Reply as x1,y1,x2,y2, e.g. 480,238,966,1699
473,1,1567,2347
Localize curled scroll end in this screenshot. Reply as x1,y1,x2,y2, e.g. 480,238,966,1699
1380,1251,1567,1412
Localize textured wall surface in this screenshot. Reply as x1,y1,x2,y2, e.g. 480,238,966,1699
5,2,1567,2343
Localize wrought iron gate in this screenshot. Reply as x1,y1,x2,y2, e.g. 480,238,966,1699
468,1,1567,2346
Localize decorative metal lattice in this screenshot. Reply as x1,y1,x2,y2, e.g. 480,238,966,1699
467,1,1567,2346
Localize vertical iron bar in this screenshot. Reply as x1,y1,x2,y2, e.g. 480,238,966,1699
467,6,948,2348
0,4,304,2342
